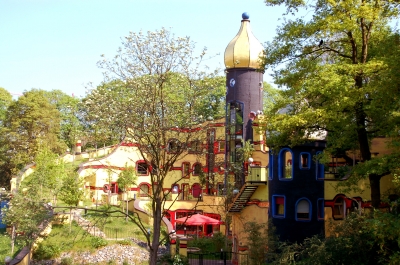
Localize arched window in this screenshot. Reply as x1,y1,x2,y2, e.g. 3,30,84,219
296,198,311,221
136,160,148,175
278,148,293,180
139,183,150,197
192,163,202,176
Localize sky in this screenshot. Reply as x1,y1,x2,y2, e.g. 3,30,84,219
0,0,286,98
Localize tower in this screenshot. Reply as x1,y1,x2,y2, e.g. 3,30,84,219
224,12,264,188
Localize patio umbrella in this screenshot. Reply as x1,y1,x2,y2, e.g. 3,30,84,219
175,213,223,225
175,214,223,237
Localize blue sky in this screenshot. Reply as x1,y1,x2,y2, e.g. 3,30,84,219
0,0,285,98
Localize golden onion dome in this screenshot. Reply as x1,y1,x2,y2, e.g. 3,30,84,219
224,13,264,69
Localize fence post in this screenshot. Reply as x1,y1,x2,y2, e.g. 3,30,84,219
199,254,203,265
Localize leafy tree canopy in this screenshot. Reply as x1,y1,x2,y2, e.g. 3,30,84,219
261,0,400,207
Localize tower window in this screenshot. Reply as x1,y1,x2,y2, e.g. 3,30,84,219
295,198,311,221
272,195,285,218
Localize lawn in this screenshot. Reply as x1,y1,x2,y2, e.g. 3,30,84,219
0,231,23,263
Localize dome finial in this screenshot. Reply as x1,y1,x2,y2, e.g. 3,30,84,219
242,12,250,20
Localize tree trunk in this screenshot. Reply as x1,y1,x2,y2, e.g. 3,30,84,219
149,198,162,265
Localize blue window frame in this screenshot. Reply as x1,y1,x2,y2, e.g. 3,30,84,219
295,198,312,222
317,198,324,220
272,195,286,218
316,151,324,180
299,152,311,170
278,148,293,180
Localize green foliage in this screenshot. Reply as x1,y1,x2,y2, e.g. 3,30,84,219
261,0,400,207
119,239,132,246
117,164,137,193
1,89,66,174
0,87,12,125
60,256,74,265
244,221,268,265
188,233,231,253
157,253,189,265
2,192,51,248
90,236,108,249
33,243,62,260
58,171,84,207
269,187,400,265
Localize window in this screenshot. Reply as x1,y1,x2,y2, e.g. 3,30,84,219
300,152,311,169
272,195,285,218
218,141,225,153
296,198,311,221
278,148,293,180
167,139,181,153
316,151,324,180
136,161,148,175
181,183,189,200
192,163,202,176
192,183,202,198
139,183,150,197
182,162,190,178
189,140,202,153
317,198,324,220
171,184,179,194
333,197,346,219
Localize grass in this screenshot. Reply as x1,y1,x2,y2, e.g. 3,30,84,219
84,205,151,242
41,223,95,253
0,231,24,262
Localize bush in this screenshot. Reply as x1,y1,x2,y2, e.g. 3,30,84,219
119,239,132,246
33,243,61,260
157,253,189,265
60,256,74,265
90,236,108,249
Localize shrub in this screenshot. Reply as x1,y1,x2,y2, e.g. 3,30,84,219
90,236,108,249
60,256,74,265
33,243,61,260
119,239,132,246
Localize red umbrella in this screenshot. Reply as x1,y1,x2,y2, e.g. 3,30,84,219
175,214,222,225
175,214,222,237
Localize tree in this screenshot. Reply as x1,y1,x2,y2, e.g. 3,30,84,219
0,87,12,125
116,164,137,220
23,145,68,204
87,28,221,265
261,0,400,207
0,89,66,180
3,191,52,265
43,90,83,153
58,170,84,233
